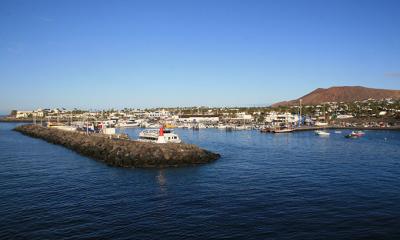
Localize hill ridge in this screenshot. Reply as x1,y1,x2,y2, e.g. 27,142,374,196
272,86,400,107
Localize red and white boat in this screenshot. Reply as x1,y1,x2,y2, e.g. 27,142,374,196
138,128,181,143
346,130,365,138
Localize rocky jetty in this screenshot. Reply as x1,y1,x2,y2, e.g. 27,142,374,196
14,124,220,168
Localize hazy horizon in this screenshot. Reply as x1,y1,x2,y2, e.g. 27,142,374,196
1,0,400,114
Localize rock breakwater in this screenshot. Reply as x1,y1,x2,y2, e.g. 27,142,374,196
14,125,220,168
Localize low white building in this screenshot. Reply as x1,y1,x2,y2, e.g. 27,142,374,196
264,112,299,126
175,115,219,123
235,112,253,120
336,114,354,119
14,111,33,118
146,110,170,118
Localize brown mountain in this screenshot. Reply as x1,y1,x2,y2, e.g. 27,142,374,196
272,86,400,107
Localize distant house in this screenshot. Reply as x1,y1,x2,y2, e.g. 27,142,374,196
336,114,354,119
175,115,219,123
236,112,253,119
264,112,299,126
14,111,33,118
146,110,170,118
32,110,44,117
379,111,387,116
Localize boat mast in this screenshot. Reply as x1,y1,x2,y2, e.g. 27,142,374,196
298,99,302,127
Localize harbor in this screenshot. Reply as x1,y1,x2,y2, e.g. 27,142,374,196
3,95,400,135
1,0,400,238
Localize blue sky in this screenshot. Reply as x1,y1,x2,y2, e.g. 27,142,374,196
1,0,399,113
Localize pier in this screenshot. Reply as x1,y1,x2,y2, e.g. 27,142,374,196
14,125,220,168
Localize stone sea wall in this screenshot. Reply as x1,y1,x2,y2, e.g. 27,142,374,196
14,125,220,168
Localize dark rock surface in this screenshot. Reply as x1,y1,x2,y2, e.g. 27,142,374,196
14,124,220,168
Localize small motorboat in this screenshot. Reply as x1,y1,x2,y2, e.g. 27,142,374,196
315,130,330,136
272,127,294,133
334,130,342,134
345,130,365,138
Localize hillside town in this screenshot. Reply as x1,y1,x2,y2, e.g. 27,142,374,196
3,98,400,130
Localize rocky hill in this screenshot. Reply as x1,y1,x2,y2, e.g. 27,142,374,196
272,86,400,107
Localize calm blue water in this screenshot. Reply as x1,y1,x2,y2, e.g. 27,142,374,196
1,123,400,239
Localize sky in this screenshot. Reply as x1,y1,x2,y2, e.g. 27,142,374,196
1,0,400,114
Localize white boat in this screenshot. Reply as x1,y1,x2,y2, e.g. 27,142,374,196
272,127,294,133
147,123,162,129
217,124,227,129
315,130,330,136
117,120,139,128
334,130,342,134
315,122,328,126
138,128,181,143
235,125,252,130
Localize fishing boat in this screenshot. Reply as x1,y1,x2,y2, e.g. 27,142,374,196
138,128,181,143
315,130,330,136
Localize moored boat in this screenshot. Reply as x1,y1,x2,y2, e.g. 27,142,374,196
138,128,181,143
117,119,139,128
272,127,294,133
315,130,330,136
345,130,365,138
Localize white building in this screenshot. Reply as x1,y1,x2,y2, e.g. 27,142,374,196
264,112,299,126
15,111,33,118
175,115,219,123
336,114,354,119
146,110,170,118
235,112,253,120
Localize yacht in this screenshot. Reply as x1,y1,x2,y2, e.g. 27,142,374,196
138,128,181,143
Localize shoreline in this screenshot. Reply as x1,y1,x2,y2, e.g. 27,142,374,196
293,126,400,132
2,117,399,131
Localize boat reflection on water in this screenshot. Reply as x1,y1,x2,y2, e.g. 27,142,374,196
156,170,167,193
